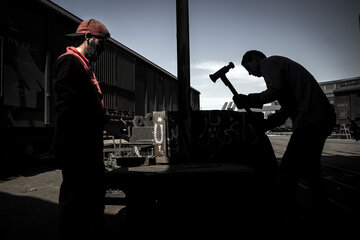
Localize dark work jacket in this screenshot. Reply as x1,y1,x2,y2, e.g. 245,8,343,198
249,56,336,135
53,47,106,170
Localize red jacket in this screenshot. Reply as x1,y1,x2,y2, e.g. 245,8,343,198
53,47,106,170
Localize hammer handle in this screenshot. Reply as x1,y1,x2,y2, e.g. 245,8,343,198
220,75,238,95
220,75,252,113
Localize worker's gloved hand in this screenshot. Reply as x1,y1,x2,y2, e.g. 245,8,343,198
233,93,263,109
232,94,249,109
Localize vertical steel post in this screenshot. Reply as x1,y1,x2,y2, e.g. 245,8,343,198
176,0,192,161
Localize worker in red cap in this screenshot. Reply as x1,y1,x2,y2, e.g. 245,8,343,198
53,19,110,239
66,18,110,62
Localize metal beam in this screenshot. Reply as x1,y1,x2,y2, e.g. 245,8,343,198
176,0,192,161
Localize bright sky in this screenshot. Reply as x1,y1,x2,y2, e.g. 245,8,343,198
52,0,360,110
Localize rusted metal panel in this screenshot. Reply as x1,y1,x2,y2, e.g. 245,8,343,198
163,110,277,170
153,111,169,163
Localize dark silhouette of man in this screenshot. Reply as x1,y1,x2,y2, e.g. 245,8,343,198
233,50,336,221
53,19,110,239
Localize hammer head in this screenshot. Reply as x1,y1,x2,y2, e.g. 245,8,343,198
209,62,235,83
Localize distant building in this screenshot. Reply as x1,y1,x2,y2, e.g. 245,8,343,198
319,77,360,125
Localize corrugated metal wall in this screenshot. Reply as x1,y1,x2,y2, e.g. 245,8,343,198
91,37,200,117
135,61,146,115
93,43,136,112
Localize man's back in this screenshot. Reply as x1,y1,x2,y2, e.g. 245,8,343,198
261,56,335,132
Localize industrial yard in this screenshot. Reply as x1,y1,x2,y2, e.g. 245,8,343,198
1,1,360,239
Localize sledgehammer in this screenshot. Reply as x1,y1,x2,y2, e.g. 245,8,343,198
209,62,238,95
209,62,252,113
209,63,261,145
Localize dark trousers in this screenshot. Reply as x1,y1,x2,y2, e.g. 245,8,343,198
58,163,105,239
278,128,328,215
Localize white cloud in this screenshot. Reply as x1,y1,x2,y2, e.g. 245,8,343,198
192,61,227,72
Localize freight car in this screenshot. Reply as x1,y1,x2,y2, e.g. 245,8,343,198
0,0,199,173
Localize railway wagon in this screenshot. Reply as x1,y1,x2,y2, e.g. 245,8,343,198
334,84,360,125
0,0,199,169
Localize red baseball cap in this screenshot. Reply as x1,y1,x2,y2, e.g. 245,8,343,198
67,19,110,38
